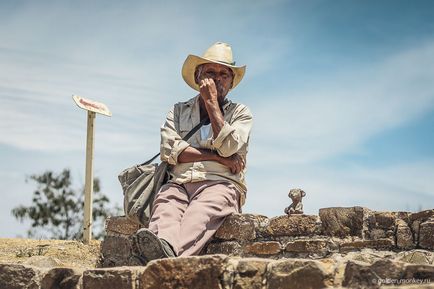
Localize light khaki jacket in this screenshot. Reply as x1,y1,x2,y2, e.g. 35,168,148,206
160,95,253,206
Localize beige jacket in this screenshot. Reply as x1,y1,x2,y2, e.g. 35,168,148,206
160,95,253,206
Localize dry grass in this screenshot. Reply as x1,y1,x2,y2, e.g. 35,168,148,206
0,238,101,269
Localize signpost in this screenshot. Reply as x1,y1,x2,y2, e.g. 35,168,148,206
72,95,112,244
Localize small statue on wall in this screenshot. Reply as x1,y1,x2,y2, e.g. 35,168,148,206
284,188,306,215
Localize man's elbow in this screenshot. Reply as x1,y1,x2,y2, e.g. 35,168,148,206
216,147,238,158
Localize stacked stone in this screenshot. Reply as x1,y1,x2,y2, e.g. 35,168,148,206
2,254,433,289
101,216,145,267
101,208,434,264
1,207,434,289
205,207,434,259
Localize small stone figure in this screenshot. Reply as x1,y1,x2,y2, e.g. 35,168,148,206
284,188,306,215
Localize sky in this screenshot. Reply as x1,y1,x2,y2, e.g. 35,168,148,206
1,0,434,238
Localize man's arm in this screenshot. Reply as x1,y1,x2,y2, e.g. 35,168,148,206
178,146,245,174
160,108,190,165
199,78,225,137
199,78,253,158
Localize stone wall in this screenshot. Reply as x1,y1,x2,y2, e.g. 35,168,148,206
101,207,434,266
1,254,434,289
1,207,433,289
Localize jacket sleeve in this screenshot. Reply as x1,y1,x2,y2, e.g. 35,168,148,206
160,107,190,165
211,105,253,157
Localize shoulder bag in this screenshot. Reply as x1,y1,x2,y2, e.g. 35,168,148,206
118,108,209,226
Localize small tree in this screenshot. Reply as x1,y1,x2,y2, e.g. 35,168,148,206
12,169,119,240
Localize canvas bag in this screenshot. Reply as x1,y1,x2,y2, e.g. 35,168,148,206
118,104,209,225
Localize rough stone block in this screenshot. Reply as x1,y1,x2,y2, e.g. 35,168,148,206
233,258,269,289
266,259,333,289
215,214,257,241
372,211,396,230
105,216,144,235
244,241,281,256
402,264,434,280
340,238,394,252
41,267,83,289
0,264,42,289
410,209,434,223
139,255,227,289
285,239,332,254
83,267,140,289
205,241,243,256
368,228,387,240
342,261,380,288
319,207,368,238
419,218,434,250
412,220,421,245
395,219,415,249
101,235,133,267
343,259,407,288
266,214,319,237
370,259,405,280
395,250,434,265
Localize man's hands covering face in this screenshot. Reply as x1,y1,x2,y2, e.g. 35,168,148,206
199,78,219,103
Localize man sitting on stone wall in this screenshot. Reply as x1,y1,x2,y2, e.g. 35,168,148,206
131,42,253,264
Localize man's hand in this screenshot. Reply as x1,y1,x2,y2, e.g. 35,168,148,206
178,148,245,174
199,78,218,103
218,153,245,174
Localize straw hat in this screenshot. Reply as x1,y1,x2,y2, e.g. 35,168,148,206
181,42,246,91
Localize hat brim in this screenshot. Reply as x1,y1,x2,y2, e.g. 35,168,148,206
181,54,246,91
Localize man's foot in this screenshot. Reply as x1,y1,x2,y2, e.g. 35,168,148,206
131,228,176,264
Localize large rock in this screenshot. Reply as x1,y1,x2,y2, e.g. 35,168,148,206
41,267,83,289
342,261,380,288
395,250,434,265
244,241,281,256
266,259,333,289
410,209,434,223
410,210,434,246
232,258,269,289
395,218,415,249
0,264,42,289
372,211,397,229
402,263,434,280
285,239,335,256
206,241,243,256
215,214,259,241
105,216,144,235
419,218,434,250
319,207,368,238
266,215,320,237
339,238,394,252
83,267,142,289
139,255,227,289
101,235,133,267
341,259,434,288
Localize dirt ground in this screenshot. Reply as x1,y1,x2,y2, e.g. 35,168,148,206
0,238,101,269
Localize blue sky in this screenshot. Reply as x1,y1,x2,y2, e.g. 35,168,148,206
1,0,434,238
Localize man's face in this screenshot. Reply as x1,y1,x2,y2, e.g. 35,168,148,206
197,63,234,101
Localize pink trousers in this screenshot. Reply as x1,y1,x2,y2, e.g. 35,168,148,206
148,180,240,256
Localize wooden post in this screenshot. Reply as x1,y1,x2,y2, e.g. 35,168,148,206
83,111,96,244
72,95,111,244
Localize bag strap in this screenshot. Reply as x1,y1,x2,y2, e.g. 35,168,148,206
141,98,231,166
140,116,209,166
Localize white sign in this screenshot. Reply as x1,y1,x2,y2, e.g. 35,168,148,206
73,95,112,117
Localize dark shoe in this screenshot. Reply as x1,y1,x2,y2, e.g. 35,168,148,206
132,229,176,263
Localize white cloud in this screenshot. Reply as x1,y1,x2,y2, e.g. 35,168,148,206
249,41,434,165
